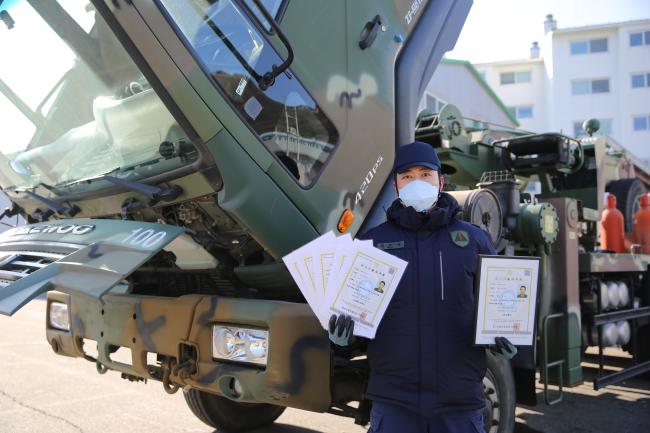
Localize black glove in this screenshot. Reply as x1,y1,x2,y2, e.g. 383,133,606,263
488,336,517,360
328,314,355,347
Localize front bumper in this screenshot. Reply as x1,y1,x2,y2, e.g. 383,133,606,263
46,291,331,412
0,219,331,411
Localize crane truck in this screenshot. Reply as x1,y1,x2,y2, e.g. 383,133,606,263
0,1,648,433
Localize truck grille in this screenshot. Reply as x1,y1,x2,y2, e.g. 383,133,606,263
0,251,66,288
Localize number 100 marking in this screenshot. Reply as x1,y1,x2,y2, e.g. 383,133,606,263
123,228,167,248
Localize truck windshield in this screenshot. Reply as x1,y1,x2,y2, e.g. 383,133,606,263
0,0,194,191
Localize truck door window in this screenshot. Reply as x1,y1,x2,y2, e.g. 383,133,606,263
158,0,339,187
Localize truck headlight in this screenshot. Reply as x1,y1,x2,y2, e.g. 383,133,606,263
212,325,268,366
49,302,70,331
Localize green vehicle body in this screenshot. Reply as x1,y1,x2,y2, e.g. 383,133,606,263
0,1,649,432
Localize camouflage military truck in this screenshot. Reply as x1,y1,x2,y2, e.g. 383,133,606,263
1,1,649,433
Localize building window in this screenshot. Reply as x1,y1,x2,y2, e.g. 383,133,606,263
592,79,610,93
570,41,588,55
571,80,590,95
573,119,612,137
516,71,531,83
573,122,583,137
571,38,608,55
572,79,610,95
590,38,608,53
630,31,650,46
500,72,515,85
599,119,612,135
507,105,533,119
425,93,446,113
632,73,650,88
633,115,650,131
500,70,531,85
517,106,533,119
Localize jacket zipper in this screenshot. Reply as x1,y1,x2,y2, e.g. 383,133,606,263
439,251,445,301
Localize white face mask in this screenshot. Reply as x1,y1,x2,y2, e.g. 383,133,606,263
398,180,440,212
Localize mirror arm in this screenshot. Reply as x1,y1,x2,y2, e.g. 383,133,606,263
235,0,294,90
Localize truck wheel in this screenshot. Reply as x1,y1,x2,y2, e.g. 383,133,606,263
483,353,516,433
183,389,286,432
607,178,647,232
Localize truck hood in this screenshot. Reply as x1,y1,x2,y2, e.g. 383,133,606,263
0,219,186,316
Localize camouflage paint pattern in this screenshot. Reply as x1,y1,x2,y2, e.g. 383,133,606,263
46,290,331,412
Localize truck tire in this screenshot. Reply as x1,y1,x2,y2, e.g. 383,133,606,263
607,178,647,232
183,389,286,432
483,353,516,433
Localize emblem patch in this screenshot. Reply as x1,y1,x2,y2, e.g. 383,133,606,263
450,230,469,247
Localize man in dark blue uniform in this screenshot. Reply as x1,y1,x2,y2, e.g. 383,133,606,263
329,141,516,433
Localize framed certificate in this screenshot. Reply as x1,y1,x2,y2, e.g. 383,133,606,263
473,255,541,346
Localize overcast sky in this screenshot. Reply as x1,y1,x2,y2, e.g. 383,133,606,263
447,0,650,63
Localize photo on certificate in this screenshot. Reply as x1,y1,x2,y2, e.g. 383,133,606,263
323,242,408,339
473,255,541,346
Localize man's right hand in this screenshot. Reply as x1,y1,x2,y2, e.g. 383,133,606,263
328,314,355,347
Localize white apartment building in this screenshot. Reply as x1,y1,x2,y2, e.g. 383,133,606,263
475,15,650,159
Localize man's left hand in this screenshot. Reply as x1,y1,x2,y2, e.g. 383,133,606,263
488,337,517,360
328,314,355,347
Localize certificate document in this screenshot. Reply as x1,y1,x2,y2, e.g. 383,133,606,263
324,243,408,339
282,231,337,327
474,255,540,346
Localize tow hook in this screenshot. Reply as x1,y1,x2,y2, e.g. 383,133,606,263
162,358,180,395
173,359,197,381
176,342,198,380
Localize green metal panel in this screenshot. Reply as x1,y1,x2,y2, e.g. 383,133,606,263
541,312,566,405
206,130,318,257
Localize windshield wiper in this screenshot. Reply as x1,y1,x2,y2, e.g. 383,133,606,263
24,190,80,221
95,175,183,219
100,175,183,203
99,175,183,219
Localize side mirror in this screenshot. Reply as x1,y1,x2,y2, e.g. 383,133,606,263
0,10,16,30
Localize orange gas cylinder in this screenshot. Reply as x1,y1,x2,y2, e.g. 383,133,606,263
600,194,625,253
633,193,650,254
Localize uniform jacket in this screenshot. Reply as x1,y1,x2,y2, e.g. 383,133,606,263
358,192,496,416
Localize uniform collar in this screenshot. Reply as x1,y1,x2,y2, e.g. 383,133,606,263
386,192,461,231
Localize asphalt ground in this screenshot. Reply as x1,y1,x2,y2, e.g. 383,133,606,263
1,300,649,433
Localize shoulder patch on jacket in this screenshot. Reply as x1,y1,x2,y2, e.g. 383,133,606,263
450,230,470,247
377,241,405,250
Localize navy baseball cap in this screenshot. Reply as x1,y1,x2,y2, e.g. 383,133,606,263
394,141,441,174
